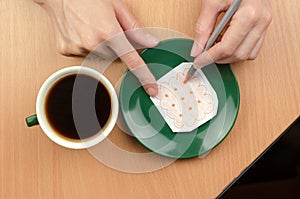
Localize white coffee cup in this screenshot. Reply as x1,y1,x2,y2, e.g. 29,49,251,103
26,66,119,149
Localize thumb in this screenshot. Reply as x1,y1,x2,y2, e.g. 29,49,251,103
114,0,160,48
191,1,225,57
193,51,214,69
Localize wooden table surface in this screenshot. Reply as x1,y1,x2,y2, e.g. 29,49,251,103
1,0,299,198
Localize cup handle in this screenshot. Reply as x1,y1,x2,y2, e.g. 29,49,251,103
26,114,39,127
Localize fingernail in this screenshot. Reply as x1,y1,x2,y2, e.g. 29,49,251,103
190,42,202,57
194,52,213,69
146,87,157,96
146,34,160,46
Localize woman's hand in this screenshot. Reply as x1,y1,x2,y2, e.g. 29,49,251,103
191,0,272,68
34,0,160,96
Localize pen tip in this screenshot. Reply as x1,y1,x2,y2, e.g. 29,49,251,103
183,76,190,84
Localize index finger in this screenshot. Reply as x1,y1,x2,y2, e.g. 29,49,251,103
108,30,158,97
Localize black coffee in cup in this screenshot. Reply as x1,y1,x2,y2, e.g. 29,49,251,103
45,74,111,140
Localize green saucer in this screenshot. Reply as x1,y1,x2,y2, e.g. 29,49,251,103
119,38,240,158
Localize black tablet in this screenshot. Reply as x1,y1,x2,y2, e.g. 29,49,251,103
217,116,300,199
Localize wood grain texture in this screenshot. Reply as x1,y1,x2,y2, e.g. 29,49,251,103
0,0,299,198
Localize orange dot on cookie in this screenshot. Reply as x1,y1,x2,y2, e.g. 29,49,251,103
179,114,182,117
189,107,192,110
174,87,178,91
197,100,201,103
181,97,185,101
164,94,169,97
172,104,175,107
189,91,193,94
